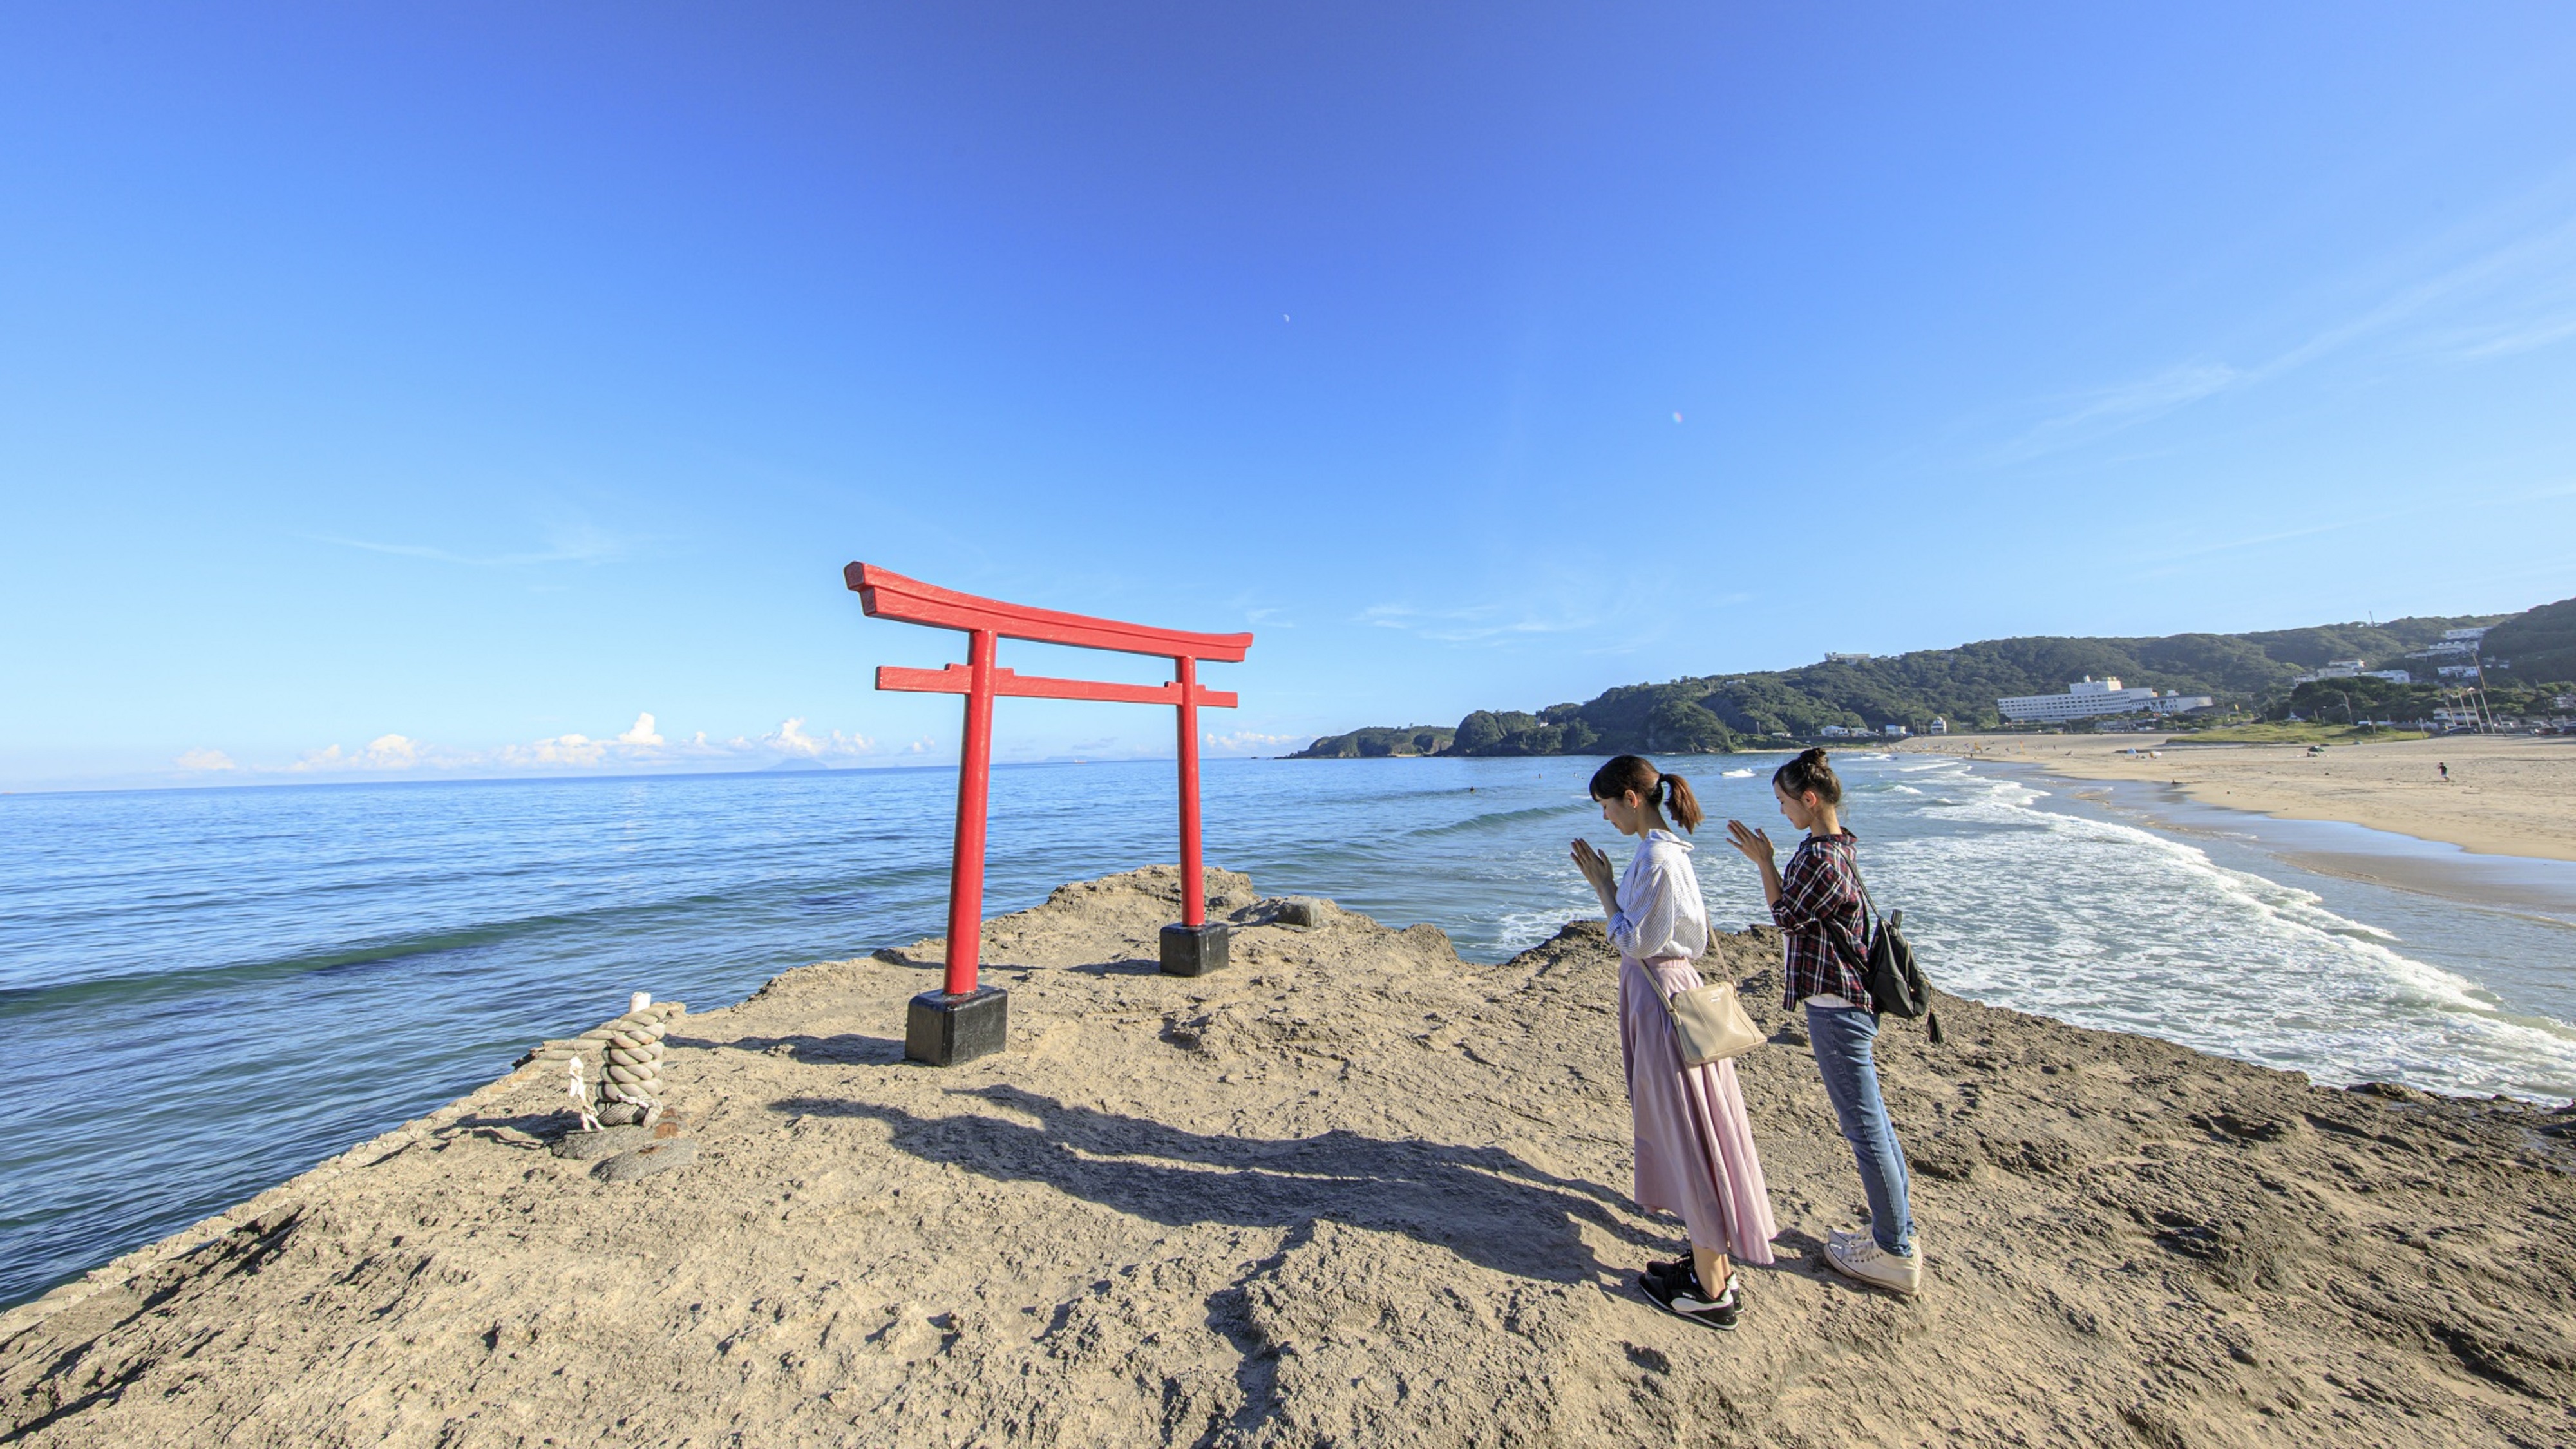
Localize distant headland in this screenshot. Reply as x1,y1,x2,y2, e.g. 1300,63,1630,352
1292,594,2576,758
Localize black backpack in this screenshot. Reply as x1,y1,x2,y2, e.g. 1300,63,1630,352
1853,874,1942,1045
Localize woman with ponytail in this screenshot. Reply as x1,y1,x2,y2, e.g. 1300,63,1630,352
1726,748,1924,1297
1571,755,1777,1332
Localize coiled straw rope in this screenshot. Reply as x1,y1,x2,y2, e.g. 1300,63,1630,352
530,992,687,1128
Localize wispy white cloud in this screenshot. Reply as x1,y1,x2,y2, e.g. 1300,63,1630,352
1206,730,1309,755
1991,363,2241,464
740,717,874,758
310,516,643,568
1352,560,1719,657
2134,477,2576,575
2436,310,2576,363
1356,601,1600,645
2243,212,2576,383
493,733,610,768
1993,206,2576,465
186,711,890,781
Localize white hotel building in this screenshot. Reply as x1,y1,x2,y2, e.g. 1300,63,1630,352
1996,676,2213,723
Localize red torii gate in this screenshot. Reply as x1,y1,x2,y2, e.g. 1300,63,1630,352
845,563,1253,1065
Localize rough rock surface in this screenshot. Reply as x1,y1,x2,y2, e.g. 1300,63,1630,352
4,866,2571,1447
550,1126,654,1162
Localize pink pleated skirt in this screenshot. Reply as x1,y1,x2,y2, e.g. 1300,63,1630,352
1618,954,1779,1263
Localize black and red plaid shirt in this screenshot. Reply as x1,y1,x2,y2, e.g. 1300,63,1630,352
1771,829,1873,1010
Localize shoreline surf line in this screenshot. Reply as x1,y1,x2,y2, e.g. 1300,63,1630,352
1899,732,2576,866
1947,753,2576,926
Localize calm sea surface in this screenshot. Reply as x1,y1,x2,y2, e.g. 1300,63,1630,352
6,753,2573,1308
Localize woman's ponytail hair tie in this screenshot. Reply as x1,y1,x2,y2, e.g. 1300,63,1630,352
1587,753,1703,833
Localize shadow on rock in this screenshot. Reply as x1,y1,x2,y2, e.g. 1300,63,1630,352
773,1084,1658,1284
445,1109,580,1147
674,1033,904,1065
1060,956,1168,978
1192,1219,1316,1447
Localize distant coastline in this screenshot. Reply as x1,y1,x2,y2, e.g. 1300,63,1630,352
1293,593,2575,761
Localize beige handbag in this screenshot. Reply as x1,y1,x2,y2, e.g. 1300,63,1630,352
1643,966,1765,1066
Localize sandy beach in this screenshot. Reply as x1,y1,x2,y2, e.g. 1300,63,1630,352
1900,733,2576,864
6,866,2571,1447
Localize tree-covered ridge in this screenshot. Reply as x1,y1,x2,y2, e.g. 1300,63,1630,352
1289,599,2574,759
1289,724,1455,759
2482,596,2576,685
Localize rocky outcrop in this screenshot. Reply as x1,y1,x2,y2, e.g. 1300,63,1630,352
6,867,2570,1446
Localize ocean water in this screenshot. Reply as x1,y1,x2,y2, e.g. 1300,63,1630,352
5,753,2572,1310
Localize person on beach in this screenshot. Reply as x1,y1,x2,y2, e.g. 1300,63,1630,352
1725,748,1926,1297
1571,755,1778,1331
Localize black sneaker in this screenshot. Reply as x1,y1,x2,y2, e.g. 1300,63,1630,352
1645,1256,1693,1287
1640,1268,1740,1332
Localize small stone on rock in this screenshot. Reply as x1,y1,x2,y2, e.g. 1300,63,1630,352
1273,896,1329,928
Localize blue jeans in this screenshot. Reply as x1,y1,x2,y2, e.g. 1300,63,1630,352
1806,1003,1916,1256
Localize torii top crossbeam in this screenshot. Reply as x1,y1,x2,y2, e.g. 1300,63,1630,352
846,564,1253,999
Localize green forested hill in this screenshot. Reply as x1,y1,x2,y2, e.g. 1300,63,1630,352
1291,598,2575,759
2483,597,2576,685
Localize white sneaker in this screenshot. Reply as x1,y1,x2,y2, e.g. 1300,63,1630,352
1829,1224,1924,1257
1825,1235,1924,1296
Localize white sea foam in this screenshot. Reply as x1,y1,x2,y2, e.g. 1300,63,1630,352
1861,761,2576,1099
1492,906,1591,956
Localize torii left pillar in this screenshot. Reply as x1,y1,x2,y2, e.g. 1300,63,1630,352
846,564,1253,1066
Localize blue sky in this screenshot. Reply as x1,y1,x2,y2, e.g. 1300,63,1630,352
5,3,2574,790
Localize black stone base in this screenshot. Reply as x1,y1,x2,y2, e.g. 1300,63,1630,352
1160,922,1232,977
905,987,1009,1066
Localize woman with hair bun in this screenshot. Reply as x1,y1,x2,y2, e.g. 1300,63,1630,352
1571,754,1777,1332
1726,748,1924,1297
